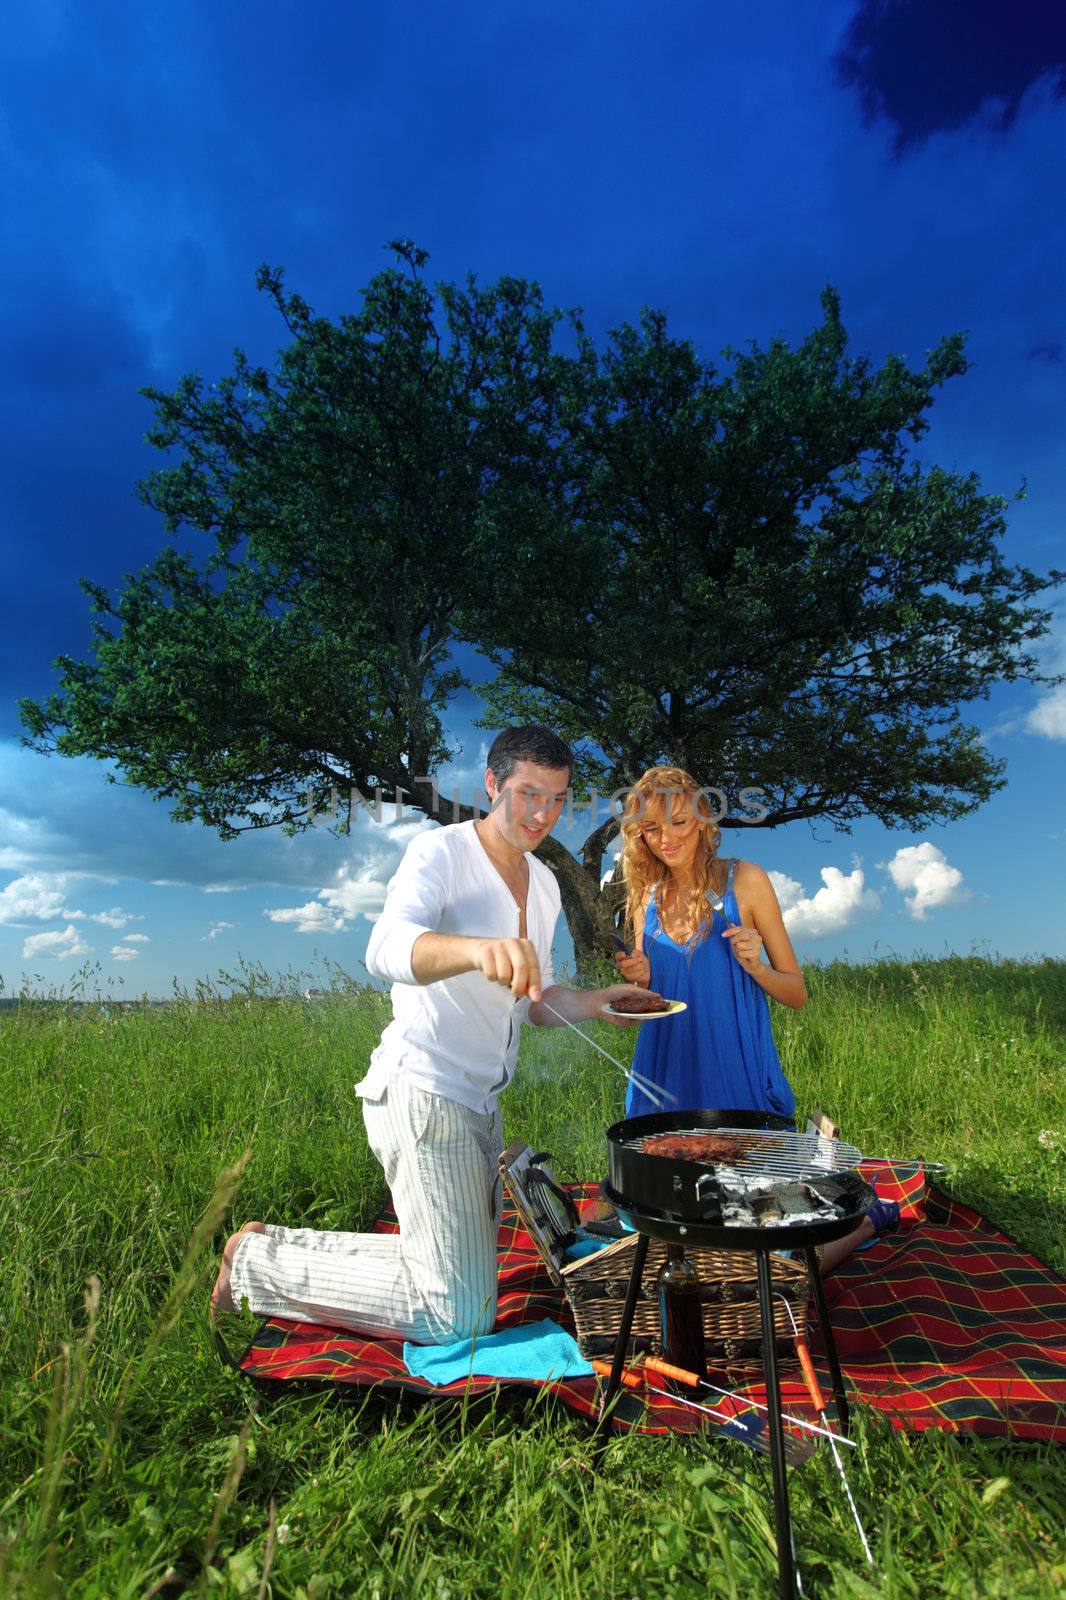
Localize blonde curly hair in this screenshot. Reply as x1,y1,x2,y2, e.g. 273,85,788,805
619,766,724,951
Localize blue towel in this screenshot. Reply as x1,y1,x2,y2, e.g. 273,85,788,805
403,1318,594,1386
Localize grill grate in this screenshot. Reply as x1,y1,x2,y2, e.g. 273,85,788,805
629,1125,864,1182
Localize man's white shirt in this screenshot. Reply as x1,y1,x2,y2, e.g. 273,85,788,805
360,819,561,1113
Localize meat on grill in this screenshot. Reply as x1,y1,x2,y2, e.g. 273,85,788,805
641,1132,769,1164
610,992,671,1013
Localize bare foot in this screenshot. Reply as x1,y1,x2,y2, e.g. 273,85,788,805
210,1222,266,1320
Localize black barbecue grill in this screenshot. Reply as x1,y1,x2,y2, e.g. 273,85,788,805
595,1107,876,1600
605,1107,874,1248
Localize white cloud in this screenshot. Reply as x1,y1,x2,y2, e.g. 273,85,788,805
769,865,881,939
0,742,448,896
1026,685,1066,741
433,742,491,812
201,920,235,942
122,933,150,943
22,924,91,960
883,842,969,921
0,807,51,874
111,944,139,962
265,817,438,935
0,873,70,923
265,901,347,935
87,908,140,928
0,872,140,929
1022,611,1066,742
320,871,389,921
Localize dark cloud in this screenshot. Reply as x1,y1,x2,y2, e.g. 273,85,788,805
0,738,377,892
836,0,1066,149
1,0,1063,986
2,295,165,734
5,0,1066,754
0,277,149,398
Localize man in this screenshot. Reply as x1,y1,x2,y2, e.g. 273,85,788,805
211,725,655,1341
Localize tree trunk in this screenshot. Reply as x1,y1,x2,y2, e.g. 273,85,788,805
409,792,627,974
536,835,624,973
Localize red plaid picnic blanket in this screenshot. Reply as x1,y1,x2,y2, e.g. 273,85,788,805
229,1163,1066,1441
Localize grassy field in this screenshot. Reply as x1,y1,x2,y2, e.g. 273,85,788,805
1,956,1064,1599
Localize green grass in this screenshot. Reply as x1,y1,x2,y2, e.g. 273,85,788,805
1,956,1064,1598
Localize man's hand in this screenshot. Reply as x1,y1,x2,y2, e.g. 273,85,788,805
598,983,666,1026
476,937,543,1001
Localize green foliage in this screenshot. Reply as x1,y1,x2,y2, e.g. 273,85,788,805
1,957,1064,1596
471,291,1061,830
16,251,1063,952
18,246,580,837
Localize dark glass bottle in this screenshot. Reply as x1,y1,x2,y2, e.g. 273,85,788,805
657,1245,707,1380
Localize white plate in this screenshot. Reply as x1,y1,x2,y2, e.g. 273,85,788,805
600,999,688,1020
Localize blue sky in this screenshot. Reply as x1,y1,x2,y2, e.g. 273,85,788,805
2,0,1064,998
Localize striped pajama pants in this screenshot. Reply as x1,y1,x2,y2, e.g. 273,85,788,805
229,1076,504,1344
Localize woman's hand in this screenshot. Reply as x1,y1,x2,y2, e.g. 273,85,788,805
614,950,651,987
721,923,764,975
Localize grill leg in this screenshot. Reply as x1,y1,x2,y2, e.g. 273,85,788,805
593,1231,649,1448
803,1245,850,1438
757,1249,799,1600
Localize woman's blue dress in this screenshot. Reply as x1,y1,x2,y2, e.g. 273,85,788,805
625,858,796,1121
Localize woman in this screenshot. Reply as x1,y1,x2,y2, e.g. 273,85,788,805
613,766,897,1266
614,765,804,1120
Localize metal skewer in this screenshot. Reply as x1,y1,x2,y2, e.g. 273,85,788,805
644,1357,857,1448
593,1357,752,1428
776,1295,874,1568
644,1381,764,1435
539,999,678,1110
608,1378,793,1457
644,1384,814,1467
592,1361,809,1464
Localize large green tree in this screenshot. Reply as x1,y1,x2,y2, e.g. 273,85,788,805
20,252,1060,967
466,292,1062,955
20,242,579,831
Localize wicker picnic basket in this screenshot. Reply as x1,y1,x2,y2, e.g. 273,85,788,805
499,1140,810,1370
